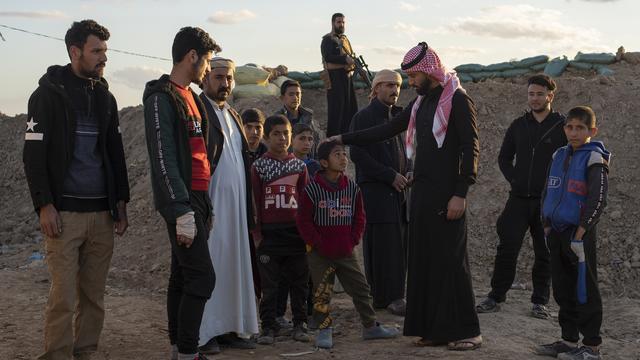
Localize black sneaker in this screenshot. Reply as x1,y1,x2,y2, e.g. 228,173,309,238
476,297,500,313
531,304,551,319
257,328,276,345
217,333,257,349
534,340,578,357
198,337,221,355
557,346,601,360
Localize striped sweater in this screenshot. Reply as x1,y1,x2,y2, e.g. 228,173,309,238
297,172,366,259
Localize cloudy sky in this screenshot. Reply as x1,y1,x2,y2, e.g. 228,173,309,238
0,0,637,115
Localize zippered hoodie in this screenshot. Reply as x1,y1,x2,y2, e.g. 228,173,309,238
142,74,211,223
542,141,610,231
498,111,567,198
23,64,130,219
297,171,366,259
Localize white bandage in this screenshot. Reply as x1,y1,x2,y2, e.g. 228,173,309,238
176,211,196,239
570,240,585,262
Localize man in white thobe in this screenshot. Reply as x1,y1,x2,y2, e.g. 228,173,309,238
197,57,259,353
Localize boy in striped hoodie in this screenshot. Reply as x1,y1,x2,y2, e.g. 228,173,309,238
297,140,399,349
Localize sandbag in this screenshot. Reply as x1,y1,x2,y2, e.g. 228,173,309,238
300,80,325,89
485,62,515,72
235,65,270,85
306,71,322,81
288,71,313,82
469,71,499,81
272,76,292,89
498,68,530,78
568,61,593,70
530,63,548,71
457,73,473,83
232,83,279,99
595,65,614,76
353,81,369,90
623,52,640,65
544,56,569,77
454,63,485,73
514,55,549,69
574,52,616,65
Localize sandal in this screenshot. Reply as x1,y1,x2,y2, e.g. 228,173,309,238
447,339,482,351
414,338,446,347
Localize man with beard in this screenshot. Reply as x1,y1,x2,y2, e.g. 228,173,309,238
143,27,219,360
321,12,358,137
349,70,409,315
331,43,482,351
24,19,130,360
197,57,259,354
476,75,566,318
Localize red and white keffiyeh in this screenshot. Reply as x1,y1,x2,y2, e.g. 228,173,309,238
402,43,462,157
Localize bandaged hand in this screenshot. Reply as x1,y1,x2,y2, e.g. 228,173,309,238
176,211,197,247
570,239,585,262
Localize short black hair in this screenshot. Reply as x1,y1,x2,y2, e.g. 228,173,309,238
172,27,221,64
317,140,344,162
280,79,301,96
241,108,265,125
332,13,345,22
566,106,597,129
264,115,291,137
528,74,557,92
292,123,313,137
65,20,110,57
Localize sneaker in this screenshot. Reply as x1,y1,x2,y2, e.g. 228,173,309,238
198,338,221,355
315,328,333,349
531,304,551,319
257,328,276,345
387,299,406,316
557,346,601,360
217,333,256,349
292,324,310,342
362,322,400,340
476,297,500,313
534,340,578,357
276,316,293,329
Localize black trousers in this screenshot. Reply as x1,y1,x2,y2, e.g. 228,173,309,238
489,195,551,304
549,227,602,346
326,70,358,137
276,277,313,317
166,191,215,354
258,249,309,330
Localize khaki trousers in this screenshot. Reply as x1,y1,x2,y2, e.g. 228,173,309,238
38,211,114,360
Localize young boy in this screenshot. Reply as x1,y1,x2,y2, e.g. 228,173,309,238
276,80,319,157
251,115,310,345
297,140,400,349
536,106,610,360
291,123,321,176
274,123,321,330
241,108,267,163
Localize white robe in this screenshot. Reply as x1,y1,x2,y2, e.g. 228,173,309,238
199,101,258,345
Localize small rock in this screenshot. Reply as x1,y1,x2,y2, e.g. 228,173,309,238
610,210,622,220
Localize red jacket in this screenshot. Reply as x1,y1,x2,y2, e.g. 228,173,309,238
297,171,366,259
252,152,308,234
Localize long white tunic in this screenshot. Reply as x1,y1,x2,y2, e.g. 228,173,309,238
199,101,258,345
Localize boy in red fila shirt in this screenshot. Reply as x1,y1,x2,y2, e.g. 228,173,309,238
297,140,399,349
251,115,310,345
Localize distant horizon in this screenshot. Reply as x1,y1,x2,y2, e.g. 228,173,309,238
1,0,638,115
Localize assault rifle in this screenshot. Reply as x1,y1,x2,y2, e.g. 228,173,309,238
343,45,373,89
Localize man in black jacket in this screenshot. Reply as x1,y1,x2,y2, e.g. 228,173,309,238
23,20,130,360
143,27,219,360
477,75,567,319
321,12,358,136
349,70,408,315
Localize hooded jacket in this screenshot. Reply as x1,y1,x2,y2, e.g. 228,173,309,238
23,64,130,219
142,74,212,223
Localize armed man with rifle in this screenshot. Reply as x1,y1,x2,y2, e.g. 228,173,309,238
321,12,371,136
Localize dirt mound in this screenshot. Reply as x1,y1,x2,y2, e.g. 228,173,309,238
1,62,640,299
